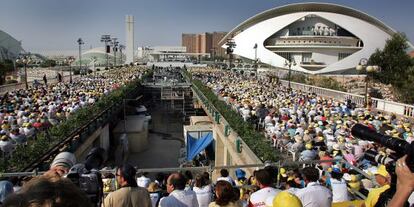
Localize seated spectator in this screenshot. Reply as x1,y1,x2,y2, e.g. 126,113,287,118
148,182,162,207
299,143,317,161
234,169,247,186
208,180,238,207
217,169,235,186
0,135,15,155
137,172,151,188
249,169,281,207
364,165,391,207
159,172,199,207
295,167,332,207
329,168,349,203
193,174,212,207
270,191,303,207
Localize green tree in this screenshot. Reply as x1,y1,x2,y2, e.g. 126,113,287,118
39,59,57,68
0,59,15,85
369,33,413,86
369,33,414,103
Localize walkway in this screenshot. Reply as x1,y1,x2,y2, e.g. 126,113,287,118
127,101,184,172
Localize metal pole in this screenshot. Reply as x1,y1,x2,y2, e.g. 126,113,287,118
113,46,116,67
69,63,72,83
24,63,28,89
365,75,368,108
288,63,292,90
106,43,109,69
79,44,82,75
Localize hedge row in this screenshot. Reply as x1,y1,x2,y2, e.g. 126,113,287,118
187,71,280,162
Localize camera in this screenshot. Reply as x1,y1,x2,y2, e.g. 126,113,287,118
65,147,105,206
363,149,396,166
351,123,414,172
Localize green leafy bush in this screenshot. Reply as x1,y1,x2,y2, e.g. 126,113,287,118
184,70,280,161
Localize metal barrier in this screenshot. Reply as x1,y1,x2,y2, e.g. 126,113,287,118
279,79,414,117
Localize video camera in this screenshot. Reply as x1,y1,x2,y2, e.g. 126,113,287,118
65,147,105,207
351,123,414,172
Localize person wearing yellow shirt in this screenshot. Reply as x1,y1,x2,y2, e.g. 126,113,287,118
363,165,390,207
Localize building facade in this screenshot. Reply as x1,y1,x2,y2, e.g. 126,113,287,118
182,32,227,58
219,3,413,74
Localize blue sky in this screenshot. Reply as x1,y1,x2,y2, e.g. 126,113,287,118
0,0,413,56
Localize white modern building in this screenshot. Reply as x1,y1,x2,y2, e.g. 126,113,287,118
138,46,210,62
219,2,414,74
0,29,24,61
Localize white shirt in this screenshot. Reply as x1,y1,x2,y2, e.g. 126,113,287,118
149,192,160,207
193,185,212,207
330,178,349,202
295,182,332,207
137,176,151,188
249,187,281,207
159,190,199,207
216,176,235,186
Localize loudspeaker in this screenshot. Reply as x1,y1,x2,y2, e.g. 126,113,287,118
106,45,110,53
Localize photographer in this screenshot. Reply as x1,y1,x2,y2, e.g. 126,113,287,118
387,155,414,207
44,152,77,177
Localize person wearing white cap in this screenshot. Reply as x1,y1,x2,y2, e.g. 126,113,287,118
46,151,76,177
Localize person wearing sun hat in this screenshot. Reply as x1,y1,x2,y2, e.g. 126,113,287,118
364,165,391,207
299,143,317,161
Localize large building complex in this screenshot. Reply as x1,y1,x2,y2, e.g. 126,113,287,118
0,29,24,61
219,2,414,74
182,32,227,58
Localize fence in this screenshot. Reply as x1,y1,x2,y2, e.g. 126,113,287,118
279,79,414,117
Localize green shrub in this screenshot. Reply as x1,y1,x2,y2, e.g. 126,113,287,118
184,70,280,161
5,79,18,84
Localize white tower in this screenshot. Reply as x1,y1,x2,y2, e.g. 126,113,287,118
125,15,134,64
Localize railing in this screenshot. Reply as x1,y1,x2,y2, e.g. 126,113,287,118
279,79,414,117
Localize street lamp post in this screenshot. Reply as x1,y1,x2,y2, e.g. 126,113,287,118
225,38,236,70
64,56,75,83
112,38,119,67
284,57,296,90
356,58,380,108
16,54,31,89
100,35,111,69
119,44,125,66
77,38,84,75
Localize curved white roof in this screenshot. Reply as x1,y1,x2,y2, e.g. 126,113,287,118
220,2,413,74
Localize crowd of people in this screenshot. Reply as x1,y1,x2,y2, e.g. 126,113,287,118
0,67,147,156
0,152,413,207
1,66,414,207
189,68,414,206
